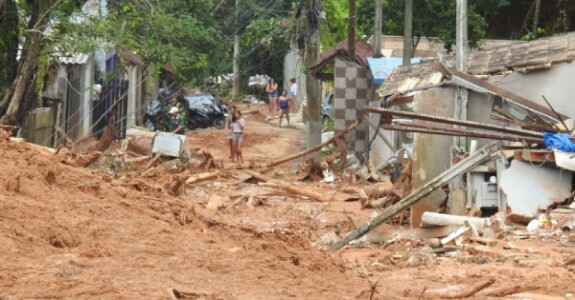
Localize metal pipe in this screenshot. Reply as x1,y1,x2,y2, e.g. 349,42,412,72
365,106,544,138
380,123,542,144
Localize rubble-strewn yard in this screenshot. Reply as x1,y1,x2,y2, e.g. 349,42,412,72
2,105,575,300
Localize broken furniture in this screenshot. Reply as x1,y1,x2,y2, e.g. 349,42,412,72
151,131,191,159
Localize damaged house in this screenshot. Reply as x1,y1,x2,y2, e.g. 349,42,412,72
371,32,575,226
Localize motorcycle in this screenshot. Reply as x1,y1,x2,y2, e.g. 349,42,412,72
182,93,227,130
143,88,172,131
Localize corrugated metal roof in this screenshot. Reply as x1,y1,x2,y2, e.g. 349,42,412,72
58,53,90,65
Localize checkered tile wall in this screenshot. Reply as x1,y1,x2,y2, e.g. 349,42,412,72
333,58,372,160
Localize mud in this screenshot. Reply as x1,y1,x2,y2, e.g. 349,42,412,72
2,107,575,299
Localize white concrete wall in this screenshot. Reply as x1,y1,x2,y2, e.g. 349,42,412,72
488,62,575,119
283,49,306,106
126,65,138,128
79,54,94,139
411,87,455,226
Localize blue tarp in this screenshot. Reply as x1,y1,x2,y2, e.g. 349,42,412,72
367,57,421,86
543,132,575,152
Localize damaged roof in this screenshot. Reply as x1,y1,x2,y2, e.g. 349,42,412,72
58,53,90,65
379,32,575,97
309,38,373,74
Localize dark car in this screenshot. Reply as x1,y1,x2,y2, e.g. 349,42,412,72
182,93,227,130
143,90,227,131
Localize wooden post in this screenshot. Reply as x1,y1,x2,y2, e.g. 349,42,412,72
260,118,361,169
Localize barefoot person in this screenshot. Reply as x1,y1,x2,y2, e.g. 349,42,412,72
231,111,245,164
278,90,290,128
266,78,278,117
226,105,237,159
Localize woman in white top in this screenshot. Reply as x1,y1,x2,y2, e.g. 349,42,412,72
231,111,245,164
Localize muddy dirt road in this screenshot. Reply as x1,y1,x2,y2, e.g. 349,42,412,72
1,105,575,299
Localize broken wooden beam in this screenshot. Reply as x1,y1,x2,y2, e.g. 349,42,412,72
246,170,357,202
328,141,502,251
470,236,498,246
420,212,491,232
257,118,361,169
185,171,223,185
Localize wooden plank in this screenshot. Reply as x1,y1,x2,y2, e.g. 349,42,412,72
506,292,564,300
470,236,498,246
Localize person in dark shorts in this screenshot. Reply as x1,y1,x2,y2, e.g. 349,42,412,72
278,90,290,128
266,78,278,117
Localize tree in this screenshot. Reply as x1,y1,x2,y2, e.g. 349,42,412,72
0,0,61,126
356,0,510,53
0,0,229,126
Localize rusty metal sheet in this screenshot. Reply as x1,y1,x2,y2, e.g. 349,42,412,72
513,150,555,162
499,160,572,222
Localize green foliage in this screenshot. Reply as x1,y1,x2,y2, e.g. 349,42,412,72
240,17,289,83
320,0,349,48
356,0,510,52
53,0,227,85
521,28,547,41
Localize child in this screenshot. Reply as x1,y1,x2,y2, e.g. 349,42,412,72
226,105,237,159
278,90,290,128
231,111,245,164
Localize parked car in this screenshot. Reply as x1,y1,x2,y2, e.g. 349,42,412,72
321,93,334,125
181,93,227,130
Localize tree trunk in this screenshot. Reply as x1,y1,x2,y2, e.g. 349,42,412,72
305,0,321,149
0,0,19,112
1,0,55,125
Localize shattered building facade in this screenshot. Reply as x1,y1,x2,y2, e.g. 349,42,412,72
374,32,575,225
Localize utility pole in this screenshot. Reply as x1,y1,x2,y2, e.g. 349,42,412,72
532,0,541,38
403,0,413,65
304,0,321,149
455,0,468,143
232,0,241,100
450,0,469,216
348,0,356,59
374,0,382,58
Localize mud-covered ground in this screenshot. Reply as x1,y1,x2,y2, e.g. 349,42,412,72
1,104,574,299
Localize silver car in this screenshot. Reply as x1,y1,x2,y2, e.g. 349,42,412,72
321,93,334,125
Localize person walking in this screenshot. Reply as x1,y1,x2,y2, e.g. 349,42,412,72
278,90,290,128
231,110,245,164
288,78,297,113
226,104,237,159
266,78,278,117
